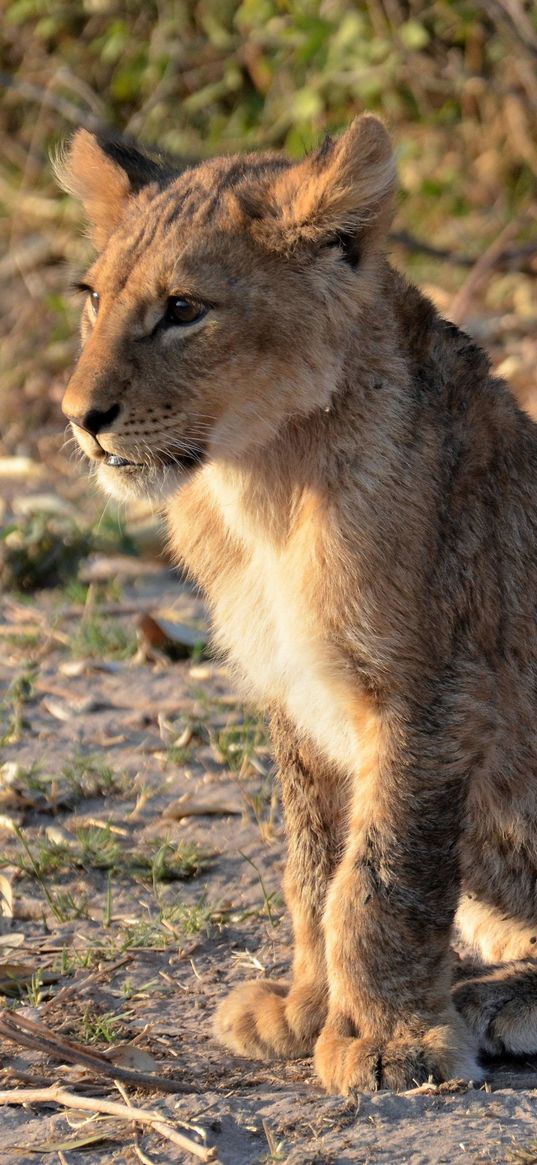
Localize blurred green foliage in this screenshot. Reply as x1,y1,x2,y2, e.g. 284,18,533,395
3,0,537,165
0,1,536,450
0,511,93,591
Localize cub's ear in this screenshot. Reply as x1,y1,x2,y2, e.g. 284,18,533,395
54,129,172,248
244,115,396,263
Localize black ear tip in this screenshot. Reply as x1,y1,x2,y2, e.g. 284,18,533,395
94,131,149,161
93,130,174,190
95,129,141,155
312,134,335,169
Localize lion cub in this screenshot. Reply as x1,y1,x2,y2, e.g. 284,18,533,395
59,116,537,1092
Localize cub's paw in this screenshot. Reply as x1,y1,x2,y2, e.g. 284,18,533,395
314,1014,480,1094
214,979,326,1060
452,960,537,1056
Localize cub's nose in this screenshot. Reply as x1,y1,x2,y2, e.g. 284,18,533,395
65,402,121,436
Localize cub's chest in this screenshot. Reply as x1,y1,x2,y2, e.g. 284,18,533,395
206,519,362,776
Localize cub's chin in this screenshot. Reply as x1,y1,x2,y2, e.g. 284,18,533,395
96,460,198,504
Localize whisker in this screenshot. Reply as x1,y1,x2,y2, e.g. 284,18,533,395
94,494,114,533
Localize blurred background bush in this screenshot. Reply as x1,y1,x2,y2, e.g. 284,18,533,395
1,0,536,473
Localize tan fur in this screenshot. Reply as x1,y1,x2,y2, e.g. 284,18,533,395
60,117,537,1093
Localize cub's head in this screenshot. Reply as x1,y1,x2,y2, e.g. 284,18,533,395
58,116,395,500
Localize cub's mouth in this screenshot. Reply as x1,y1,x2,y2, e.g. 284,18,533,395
102,448,205,472
71,426,206,474
103,453,142,469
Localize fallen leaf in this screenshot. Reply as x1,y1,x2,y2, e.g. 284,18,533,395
0,457,43,479
105,1043,159,1072
0,963,41,994
73,818,128,836
0,874,14,918
44,825,77,847
58,660,88,678
13,493,77,518
16,1005,41,1021
41,698,74,722
80,553,164,581
0,814,18,831
42,696,101,721
174,725,194,749
59,659,125,676
188,663,219,681
0,934,25,949
157,712,176,743
138,613,208,660
0,763,23,789
162,797,241,820
23,1130,119,1153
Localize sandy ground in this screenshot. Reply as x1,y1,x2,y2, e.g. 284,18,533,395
1,557,537,1165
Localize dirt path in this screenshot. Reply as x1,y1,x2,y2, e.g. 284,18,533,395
1,564,537,1164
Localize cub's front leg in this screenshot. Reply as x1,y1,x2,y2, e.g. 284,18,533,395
315,703,481,1093
215,713,343,1059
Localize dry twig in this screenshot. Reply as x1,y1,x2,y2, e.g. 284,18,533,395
0,1010,193,1095
448,222,522,325
391,229,537,276
0,1083,218,1161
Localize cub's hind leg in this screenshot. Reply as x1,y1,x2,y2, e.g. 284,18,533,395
454,811,537,1058
452,959,537,1057
456,894,537,964
214,711,343,1060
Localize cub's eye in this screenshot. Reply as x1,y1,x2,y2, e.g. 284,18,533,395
73,281,100,316
164,297,206,327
